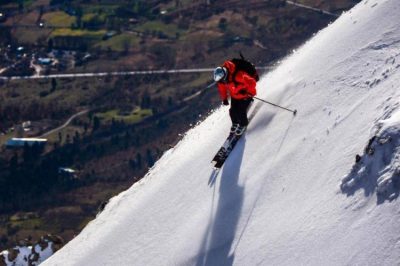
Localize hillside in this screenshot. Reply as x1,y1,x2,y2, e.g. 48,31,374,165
43,0,400,265
0,0,362,253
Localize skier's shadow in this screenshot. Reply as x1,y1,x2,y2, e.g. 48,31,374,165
196,137,246,266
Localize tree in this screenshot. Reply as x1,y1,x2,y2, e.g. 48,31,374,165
146,149,154,167
51,78,57,93
122,39,130,55
58,132,62,143
48,38,54,51
124,131,130,149
66,134,71,144
218,18,227,31
9,153,18,173
75,7,83,28
136,153,142,169
149,44,176,68
140,92,152,109
93,116,101,131
84,123,88,134
18,0,23,12
73,131,80,144
129,159,136,169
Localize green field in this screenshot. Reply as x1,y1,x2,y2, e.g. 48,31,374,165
0,131,14,147
11,218,42,229
51,28,106,38
95,33,140,51
82,13,107,24
51,29,107,48
136,20,183,38
42,11,76,27
96,108,153,124
45,125,86,145
12,27,52,45
80,3,120,14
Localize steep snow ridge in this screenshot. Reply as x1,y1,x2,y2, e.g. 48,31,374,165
342,108,400,203
44,0,400,265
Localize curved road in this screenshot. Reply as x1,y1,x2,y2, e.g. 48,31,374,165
39,109,89,138
286,1,339,17
0,67,271,81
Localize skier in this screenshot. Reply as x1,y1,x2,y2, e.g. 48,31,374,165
213,58,258,135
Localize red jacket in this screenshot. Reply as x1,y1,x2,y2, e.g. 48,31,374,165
217,60,257,101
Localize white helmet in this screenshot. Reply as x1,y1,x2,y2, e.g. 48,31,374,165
213,67,227,82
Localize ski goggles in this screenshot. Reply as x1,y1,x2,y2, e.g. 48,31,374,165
213,67,227,82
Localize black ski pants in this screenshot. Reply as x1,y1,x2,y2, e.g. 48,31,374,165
229,98,252,127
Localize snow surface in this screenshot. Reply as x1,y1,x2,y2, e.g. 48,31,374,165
44,0,400,265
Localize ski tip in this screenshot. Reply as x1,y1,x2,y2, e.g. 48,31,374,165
293,109,297,116
213,164,222,169
212,162,223,169
211,161,219,169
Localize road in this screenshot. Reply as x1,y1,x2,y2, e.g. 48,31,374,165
36,81,215,139
0,67,272,81
286,1,339,17
39,109,89,138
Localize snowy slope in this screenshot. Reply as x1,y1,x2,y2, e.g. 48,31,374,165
44,0,400,265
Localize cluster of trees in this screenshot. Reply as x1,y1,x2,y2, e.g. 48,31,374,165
0,144,68,212
2,58,34,77
149,44,177,68
0,100,169,213
0,100,70,131
50,0,67,5
52,36,89,51
0,28,11,46
0,0,14,4
0,120,95,213
114,1,160,20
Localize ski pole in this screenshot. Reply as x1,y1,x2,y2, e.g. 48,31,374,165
253,96,297,115
206,81,216,89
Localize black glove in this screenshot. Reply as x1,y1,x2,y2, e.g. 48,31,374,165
238,89,247,95
222,99,229,106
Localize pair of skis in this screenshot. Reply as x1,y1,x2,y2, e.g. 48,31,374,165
211,102,261,169
211,130,245,168
211,96,297,168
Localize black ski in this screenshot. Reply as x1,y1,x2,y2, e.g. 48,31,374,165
211,101,261,169
212,132,245,168
211,132,235,164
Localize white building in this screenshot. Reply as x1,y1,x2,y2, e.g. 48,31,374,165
5,138,47,148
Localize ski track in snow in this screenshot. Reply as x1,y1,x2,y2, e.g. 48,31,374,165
43,0,400,265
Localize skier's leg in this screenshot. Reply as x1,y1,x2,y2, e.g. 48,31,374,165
229,98,241,132
233,99,252,135
237,99,252,126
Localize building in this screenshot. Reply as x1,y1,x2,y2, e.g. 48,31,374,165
58,167,78,179
5,138,47,148
22,121,32,132
37,58,53,65
0,12,6,23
